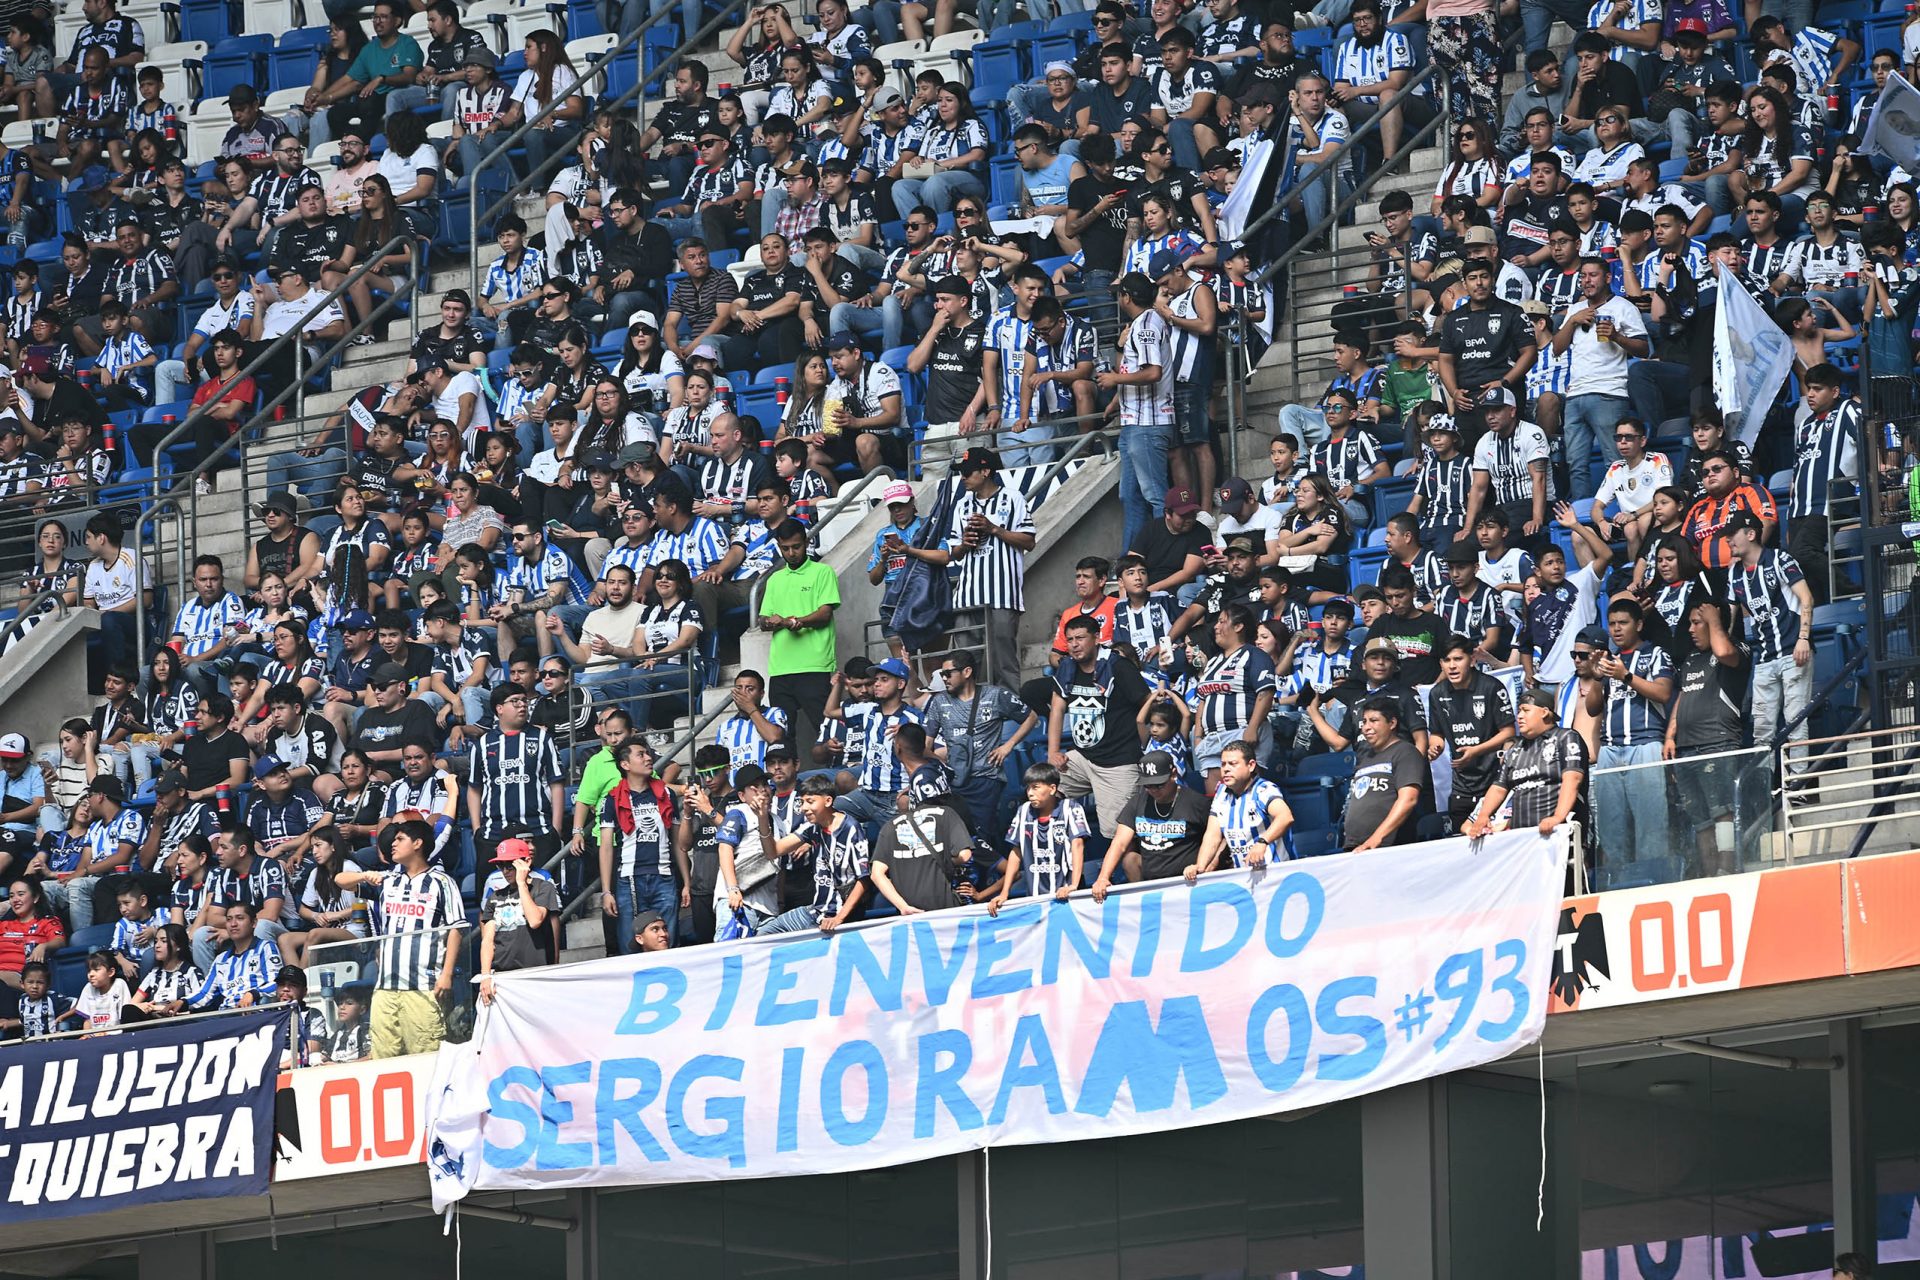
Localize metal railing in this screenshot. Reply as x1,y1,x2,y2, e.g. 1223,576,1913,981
1587,745,1776,890
465,0,756,300
143,236,426,515
1780,721,1920,860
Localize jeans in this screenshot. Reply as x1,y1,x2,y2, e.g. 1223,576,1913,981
836,242,886,275
1595,741,1668,869
1165,116,1206,171
1752,652,1812,773
757,904,824,934
851,1,901,43
952,772,1005,840
834,787,901,832
613,869,678,954
267,448,349,496
154,358,190,407
1759,0,1812,32
1561,392,1632,499
1287,161,1348,231
653,212,707,244
1627,360,1694,436
891,170,985,220
830,300,902,351
1117,420,1174,553
384,82,462,118
1276,403,1332,449
883,292,935,347
1002,415,1058,467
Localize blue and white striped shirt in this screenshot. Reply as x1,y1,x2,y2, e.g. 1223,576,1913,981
1586,0,1662,58
848,703,923,794
985,305,1034,415
481,249,545,305
1769,24,1840,98
1790,399,1859,519
1291,640,1354,696
172,591,247,657
1602,645,1672,747
1006,797,1090,896
646,516,730,579
506,543,590,607
1113,594,1177,662
1332,30,1413,95
83,808,147,865
97,330,154,401
186,937,282,1009
1208,777,1295,864
716,704,788,774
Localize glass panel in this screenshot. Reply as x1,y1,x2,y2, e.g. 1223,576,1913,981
988,1108,1364,1279
217,1210,562,1276
307,923,476,1054
1576,1036,1833,1276
1589,747,1776,890
594,1156,958,1279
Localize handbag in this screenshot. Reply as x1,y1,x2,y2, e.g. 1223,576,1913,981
884,476,957,655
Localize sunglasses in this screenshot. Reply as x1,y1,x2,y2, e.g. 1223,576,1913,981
512,532,536,540
1597,114,1623,125
541,669,567,678
1613,433,1642,441
542,291,564,300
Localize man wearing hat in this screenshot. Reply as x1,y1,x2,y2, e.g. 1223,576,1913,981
632,910,673,952
1215,476,1282,564
65,775,148,934
713,762,784,929
349,660,442,778
414,354,493,444
825,332,905,471
868,762,975,914
1724,509,1814,779
1103,271,1178,550
1436,254,1536,417
1170,532,1264,648
247,754,326,867
477,836,559,1001
1436,537,1508,662
653,126,754,252
1462,383,1556,552
153,251,258,409
0,734,53,862
905,274,988,470
0,415,40,507
1089,750,1211,899
242,489,325,601
868,479,924,655
1463,686,1590,843
830,656,921,831
389,0,493,118
1308,635,1431,756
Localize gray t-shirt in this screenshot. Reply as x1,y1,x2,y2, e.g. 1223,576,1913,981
479,877,560,973
1343,738,1430,848
921,684,1027,784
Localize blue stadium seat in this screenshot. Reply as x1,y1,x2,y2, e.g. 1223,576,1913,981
268,40,323,93
1045,10,1094,31
971,42,1026,97
988,152,1022,204
1029,32,1081,72
1295,751,1354,782
200,34,272,102
568,0,607,36
165,0,236,46
1348,546,1389,591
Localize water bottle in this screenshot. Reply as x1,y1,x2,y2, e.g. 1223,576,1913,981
319,968,335,1000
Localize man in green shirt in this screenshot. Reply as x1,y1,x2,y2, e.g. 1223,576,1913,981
759,519,840,767
314,0,424,136
568,706,637,856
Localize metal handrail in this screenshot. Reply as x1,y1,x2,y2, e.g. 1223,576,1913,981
141,236,425,500
466,0,757,300
0,585,75,649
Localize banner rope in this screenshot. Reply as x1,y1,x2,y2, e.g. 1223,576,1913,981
1535,1034,1546,1232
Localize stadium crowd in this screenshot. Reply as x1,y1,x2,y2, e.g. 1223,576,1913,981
0,0,1889,1061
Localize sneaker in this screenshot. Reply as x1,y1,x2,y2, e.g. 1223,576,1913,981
194,473,214,497
349,332,376,347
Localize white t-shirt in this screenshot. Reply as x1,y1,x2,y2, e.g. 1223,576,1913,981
378,144,441,205
260,295,348,342
1217,503,1283,549
434,371,494,431
1593,451,1673,515
85,548,145,611
1563,294,1645,399
1534,563,1601,686
578,600,645,670
76,977,131,1029
512,66,581,111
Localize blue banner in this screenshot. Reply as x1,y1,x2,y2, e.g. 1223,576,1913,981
0,1009,282,1223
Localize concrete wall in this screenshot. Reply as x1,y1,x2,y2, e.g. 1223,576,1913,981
0,607,98,748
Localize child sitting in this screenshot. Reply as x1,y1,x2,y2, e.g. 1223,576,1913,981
62,951,132,1031
325,986,371,1062
0,960,67,1039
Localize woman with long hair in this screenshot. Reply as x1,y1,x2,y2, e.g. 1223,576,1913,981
890,80,989,218
5,518,81,653
348,174,415,344
129,923,203,1016
0,879,65,987
775,349,833,471
502,30,585,175
140,644,199,776
1646,537,1713,661
580,378,652,458
554,322,609,415
632,558,704,729
323,750,387,865
765,46,834,141
299,16,368,147
618,317,686,421
660,368,732,471
1272,473,1354,602
377,111,442,237
1192,602,1278,794
279,829,373,965
433,474,508,570
1431,119,1500,216
1731,86,1814,211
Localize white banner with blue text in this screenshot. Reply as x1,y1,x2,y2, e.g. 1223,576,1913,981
427,830,1565,1204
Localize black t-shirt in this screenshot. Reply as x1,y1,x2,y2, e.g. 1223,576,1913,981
924,320,986,424
180,728,250,793
1672,648,1749,752
273,215,354,284
1137,168,1207,227
1343,737,1431,847
1030,91,1083,143
1085,77,1160,134
410,324,488,370
1129,517,1208,587
1118,785,1210,881
378,641,436,682
38,376,107,430
734,264,807,319
814,254,873,316
1571,60,1647,120
1366,610,1444,685
351,699,441,759
1052,655,1151,768
654,95,720,148
1227,53,1321,100
425,27,492,75
350,451,406,508
1424,672,1513,801
872,804,968,911
1068,173,1130,273
1437,299,1535,395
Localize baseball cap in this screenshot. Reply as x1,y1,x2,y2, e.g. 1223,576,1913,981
931,274,972,298
1164,485,1200,515
413,356,449,380
1043,60,1076,78
1574,626,1611,650
372,661,411,686
339,608,375,631
867,85,903,115
1362,636,1400,658
1219,476,1253,505
1425,412,1461,437
490,837,535,863
0,419,22,438
1673,15,1707,32
617,441,655,467
1443,539,1480,565
0,732,25,759
1722,510,1763,538
957,446,1001,474
1224,533,1260,556
88,776,125,803
461,45,498,68
632,910,665,936
827,330,862,351
1140,750,1177,785
690,341,723,362
882,480,914,505
252,490,297,518
252,755,289,780
906,763,950,805
1517,687,1559,717
1112,272,1158,306
872,657,912,680
1480,385,1516,408
1462,226,1498,246
764,745,796,764
1519,299,1550,317
1202,146,1239,171
583,450,617,472
155,768,186,796
732,763,769,790
631,310,660,332
1147,247,1190,278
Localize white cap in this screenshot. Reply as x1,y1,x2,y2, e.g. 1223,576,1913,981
882,480,914,505
0,732,25,759
1044,60,1076,77
631,310,660,332
691,341,722,361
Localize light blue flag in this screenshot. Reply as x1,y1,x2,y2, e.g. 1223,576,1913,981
1712,262,1794,446
1861,70,1920,173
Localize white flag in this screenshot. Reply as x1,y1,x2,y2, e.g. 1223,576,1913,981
1218,136,1274,242
1861,70,1920,173
1712,262,1794,446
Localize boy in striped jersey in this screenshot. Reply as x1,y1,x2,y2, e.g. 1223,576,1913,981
186,902,283,1010
715,669,788,776
1188,741,1293,879
1002,762,1089,905
758,775,871,935
336,818,467,1058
